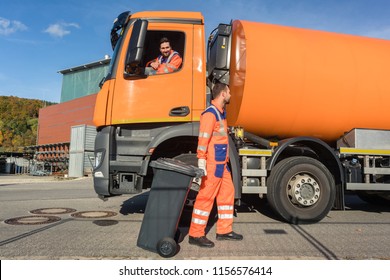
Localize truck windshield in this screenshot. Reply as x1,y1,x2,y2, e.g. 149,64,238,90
104,30,125,81
109,35,123,71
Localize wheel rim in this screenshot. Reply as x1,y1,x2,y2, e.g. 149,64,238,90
287,173,321,207
160,241,173,256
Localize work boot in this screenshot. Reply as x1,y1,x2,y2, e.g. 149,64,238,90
216,231,243,241
188,236,215,248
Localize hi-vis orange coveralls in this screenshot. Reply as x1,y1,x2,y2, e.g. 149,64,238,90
153,50,182,74
189,100,235,237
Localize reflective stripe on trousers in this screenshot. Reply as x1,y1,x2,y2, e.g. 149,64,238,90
189,165,235,237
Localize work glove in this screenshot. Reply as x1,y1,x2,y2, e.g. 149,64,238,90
198,158,207,177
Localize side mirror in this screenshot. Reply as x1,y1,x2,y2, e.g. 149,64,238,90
110,11,131,50
125,19,148,77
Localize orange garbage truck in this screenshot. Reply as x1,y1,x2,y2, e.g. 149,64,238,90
93,10,390,223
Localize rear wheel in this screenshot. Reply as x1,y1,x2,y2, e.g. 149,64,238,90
267,156,336,224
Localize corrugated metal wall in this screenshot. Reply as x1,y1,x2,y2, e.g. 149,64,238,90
37,94,97,145
60,65,109,103
68,125,97,177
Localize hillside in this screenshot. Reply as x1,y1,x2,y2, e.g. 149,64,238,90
0,96,57,152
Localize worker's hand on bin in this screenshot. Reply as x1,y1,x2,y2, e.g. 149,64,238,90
198,159,207,176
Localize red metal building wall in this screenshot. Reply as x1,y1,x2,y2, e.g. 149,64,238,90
38,94,97,145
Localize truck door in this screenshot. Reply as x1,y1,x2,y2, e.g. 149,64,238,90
109,23,194,125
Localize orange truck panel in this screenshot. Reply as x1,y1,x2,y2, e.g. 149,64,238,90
94,12,206,127
111,23,193,124
228,20,390,142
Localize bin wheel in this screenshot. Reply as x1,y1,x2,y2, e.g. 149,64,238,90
157,237,177,258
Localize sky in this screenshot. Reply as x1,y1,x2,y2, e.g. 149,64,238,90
1,0,390,103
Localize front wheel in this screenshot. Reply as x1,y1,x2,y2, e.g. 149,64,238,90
267,156,336,224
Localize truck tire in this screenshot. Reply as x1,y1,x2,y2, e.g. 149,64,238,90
267,156,336,224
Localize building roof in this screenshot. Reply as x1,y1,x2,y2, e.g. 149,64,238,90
58,57,111,74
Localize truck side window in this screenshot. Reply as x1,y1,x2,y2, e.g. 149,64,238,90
143,31,185,75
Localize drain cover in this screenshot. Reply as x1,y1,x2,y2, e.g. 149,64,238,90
71,211,117,218
5,215,61,225
30,207,77,215
93,220,119,226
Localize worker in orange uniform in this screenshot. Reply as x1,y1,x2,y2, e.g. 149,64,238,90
188,82,243,248
146,37,182,75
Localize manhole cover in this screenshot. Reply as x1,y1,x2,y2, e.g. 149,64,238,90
93,220,119,226
30,207,77,215
4,215,61,225
71,211,117,218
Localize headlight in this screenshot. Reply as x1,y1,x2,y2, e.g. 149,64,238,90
94,149,105,169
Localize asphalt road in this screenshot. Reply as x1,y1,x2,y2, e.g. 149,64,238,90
0,174,389,260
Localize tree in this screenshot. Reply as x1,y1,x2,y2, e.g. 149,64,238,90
0,96,56,152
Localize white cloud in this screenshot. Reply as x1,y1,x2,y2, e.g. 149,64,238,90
44,22,80,38
0,17,28,35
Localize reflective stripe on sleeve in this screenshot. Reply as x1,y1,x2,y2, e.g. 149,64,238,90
199,132,211,138
197,145,207,152
167,64,178,71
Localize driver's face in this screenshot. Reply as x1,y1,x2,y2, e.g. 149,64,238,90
160,42,172,58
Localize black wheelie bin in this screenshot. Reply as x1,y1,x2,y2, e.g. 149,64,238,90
136,158,203,258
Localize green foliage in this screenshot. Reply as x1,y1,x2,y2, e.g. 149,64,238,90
0,96,56,152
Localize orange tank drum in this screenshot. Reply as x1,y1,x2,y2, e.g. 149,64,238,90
228,20,390,142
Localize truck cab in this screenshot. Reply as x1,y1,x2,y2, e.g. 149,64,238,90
93,11,207,198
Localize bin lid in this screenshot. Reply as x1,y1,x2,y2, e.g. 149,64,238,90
150,158,204,178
